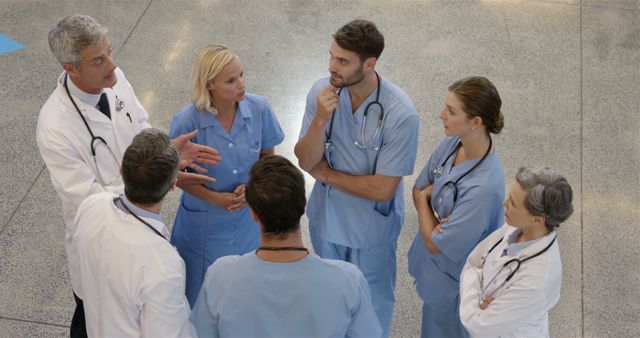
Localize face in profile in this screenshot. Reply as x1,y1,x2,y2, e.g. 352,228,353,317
503,181,532,228
66,38,117,93
439,91,476,137
327,41,366,88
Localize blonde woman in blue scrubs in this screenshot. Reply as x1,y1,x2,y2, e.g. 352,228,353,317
169,45,284,307
408,76,505,338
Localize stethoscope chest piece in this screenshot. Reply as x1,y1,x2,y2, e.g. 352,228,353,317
433,166,444,177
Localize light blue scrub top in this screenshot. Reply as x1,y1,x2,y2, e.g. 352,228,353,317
190,252,383,338
408,136,504,311
169,93,284,305
299,77,419,248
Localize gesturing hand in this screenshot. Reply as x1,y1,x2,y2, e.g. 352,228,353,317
172,130,222,173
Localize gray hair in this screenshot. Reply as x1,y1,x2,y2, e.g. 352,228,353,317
516,166,574,231
48,14,108,66
122,128,179,205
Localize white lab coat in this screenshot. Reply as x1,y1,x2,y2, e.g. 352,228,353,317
459,224,562,338
72,192,195,338
36,68,150,294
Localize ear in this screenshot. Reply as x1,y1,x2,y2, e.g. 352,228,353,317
170,178,178,191
532,215,546,227
470,116,483,130
249,207,259,223
62,63,79,78
206,81,215,91
363,57,377,72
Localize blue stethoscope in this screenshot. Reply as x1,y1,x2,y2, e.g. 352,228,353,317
325,72,384,151
64,74,125,186
479,233,556,305
431,137,492,221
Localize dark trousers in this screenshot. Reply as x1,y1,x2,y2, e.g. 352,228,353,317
70,293,88,338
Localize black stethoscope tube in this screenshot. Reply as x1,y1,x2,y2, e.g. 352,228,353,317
115,197,168,242
325,72,383,148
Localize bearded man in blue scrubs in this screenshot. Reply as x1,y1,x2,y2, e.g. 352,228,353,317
295,19,419,337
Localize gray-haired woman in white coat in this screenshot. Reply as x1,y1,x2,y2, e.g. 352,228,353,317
459,166,574,337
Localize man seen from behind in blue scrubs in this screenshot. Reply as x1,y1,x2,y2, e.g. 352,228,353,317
190,155,382,338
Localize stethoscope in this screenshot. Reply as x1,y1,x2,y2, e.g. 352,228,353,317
114,197,168,242
431,137,492,221
479,233,556,305
325,72,384,151
64,74,123,186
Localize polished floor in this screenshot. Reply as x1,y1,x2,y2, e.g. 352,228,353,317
0,0,638,337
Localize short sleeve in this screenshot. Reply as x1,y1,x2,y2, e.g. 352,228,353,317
258,96,284,149
190,268,220,338
375,112,419,177
169,107,197,141
346,270,383,338
298,80,325,139
415,137,457,189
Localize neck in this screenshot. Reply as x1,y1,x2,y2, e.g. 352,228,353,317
460,131,491,159
348,71,378,102
212,98,236,116
256,228,307,262
132,200,162,214
68,73,101,95
518,225,550,243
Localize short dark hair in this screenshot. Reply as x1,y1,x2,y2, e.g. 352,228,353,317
245,155,306,238
448,76,504,135
333,19,384,62
122,128,179,205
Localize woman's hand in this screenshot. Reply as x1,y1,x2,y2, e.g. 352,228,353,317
228,184,248,212
208,186,247,212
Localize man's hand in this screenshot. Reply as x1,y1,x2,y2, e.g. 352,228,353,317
309,159,332,183
479,296,494,310
177,171,215,186
171,130,222,173
316,85,339,124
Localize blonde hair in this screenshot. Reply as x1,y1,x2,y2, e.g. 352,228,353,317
191,45,235,112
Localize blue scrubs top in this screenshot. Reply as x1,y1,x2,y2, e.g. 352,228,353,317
299,77,419,248
190,252,382,338
169,93,284,306
408,136,504,311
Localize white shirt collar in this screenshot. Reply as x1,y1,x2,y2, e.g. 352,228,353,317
65,73,104,108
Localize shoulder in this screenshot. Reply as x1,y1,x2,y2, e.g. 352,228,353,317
241,93,272,112
309,77,330,95
78,192,116,215
171,103,200,125
37,78,69,134
381,78,418,117
206,253,246,278
114,67,126,80
431,136,459,158
314,256,367,284
473,153,505,190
